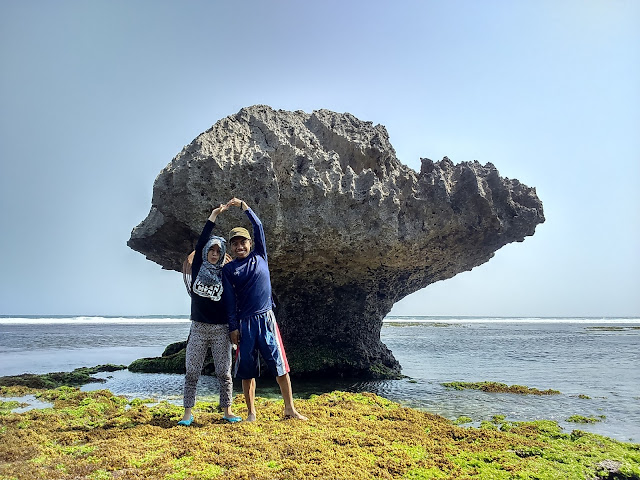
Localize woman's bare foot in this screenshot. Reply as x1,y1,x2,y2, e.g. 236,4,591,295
223,407,237,418
181,408,193,422
246,413,257,422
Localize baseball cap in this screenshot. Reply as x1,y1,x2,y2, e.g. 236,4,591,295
229,227,251,242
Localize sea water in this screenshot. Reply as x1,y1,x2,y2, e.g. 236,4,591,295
0,315,638,442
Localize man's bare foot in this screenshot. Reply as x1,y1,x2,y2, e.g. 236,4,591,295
283,410,307,420
246,413,257,422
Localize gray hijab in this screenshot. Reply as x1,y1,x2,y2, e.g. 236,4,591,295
192,235,226,301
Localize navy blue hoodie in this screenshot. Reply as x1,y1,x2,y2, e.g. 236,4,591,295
222,208,274,332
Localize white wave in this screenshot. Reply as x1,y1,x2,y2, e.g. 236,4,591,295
2,316,638,325
0,316,191,325
383,316,640,324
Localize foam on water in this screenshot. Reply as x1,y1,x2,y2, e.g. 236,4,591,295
2,315,638,325
0,316,190,325
384,316,640,324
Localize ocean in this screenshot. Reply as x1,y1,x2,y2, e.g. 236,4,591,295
1,315,638,443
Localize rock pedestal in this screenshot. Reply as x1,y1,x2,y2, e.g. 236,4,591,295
128,105,544,377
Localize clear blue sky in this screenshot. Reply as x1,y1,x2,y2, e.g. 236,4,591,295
1,0,638,317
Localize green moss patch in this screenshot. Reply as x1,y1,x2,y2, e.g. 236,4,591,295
453,416,473,425
566,415,606,424
0,400,28,415
442,381,561,395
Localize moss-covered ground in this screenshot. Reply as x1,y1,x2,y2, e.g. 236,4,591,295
1,386,638,479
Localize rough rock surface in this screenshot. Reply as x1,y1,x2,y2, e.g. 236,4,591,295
128,105,544,377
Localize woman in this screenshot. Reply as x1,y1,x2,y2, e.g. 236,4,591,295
178,203,241,425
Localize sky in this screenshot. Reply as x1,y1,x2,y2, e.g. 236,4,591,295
1,0,638,317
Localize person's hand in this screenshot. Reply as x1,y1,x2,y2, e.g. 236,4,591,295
212,203,229,215
226,198,248,210
208,203,228,222
229,329,240,346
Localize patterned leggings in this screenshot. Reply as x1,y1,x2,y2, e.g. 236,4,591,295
183,321,233,408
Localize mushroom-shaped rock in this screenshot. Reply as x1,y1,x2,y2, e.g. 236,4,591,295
128,105,544,378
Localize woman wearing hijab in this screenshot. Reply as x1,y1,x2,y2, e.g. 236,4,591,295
178,203,241,425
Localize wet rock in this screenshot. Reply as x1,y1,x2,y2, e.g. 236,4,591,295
593,460,624,479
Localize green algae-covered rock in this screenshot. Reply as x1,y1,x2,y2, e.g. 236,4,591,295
128,341,405,379
128,341,214,375
0,364,126,389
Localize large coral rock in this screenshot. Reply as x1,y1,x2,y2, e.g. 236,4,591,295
128,105,544,377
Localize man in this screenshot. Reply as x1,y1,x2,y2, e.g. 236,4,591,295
222,197,306,422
